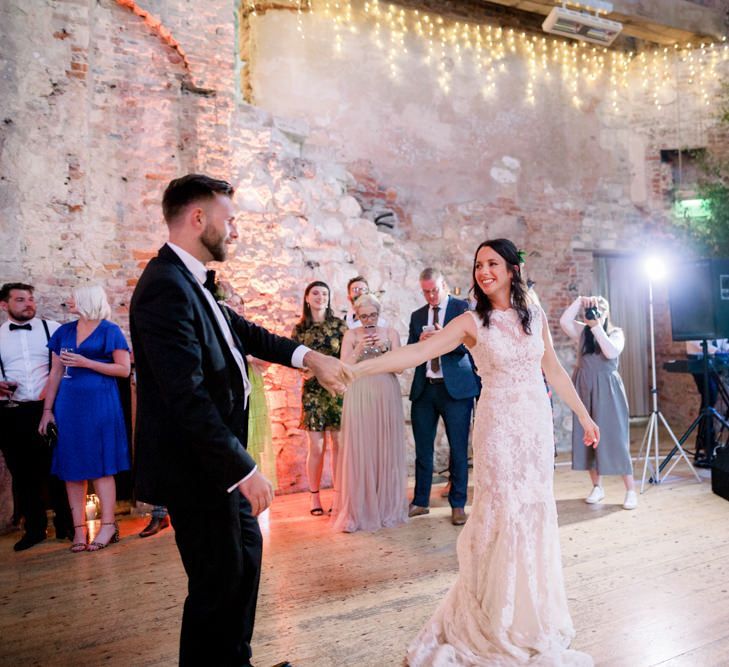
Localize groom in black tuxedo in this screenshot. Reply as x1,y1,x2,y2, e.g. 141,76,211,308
130,174,344,667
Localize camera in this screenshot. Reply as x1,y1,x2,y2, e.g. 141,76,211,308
584,306,602,321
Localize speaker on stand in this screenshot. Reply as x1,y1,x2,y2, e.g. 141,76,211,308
661,259,729,481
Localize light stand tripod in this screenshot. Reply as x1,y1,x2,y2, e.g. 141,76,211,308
636,277,701,492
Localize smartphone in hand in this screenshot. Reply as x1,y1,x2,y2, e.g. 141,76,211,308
364,325,377,344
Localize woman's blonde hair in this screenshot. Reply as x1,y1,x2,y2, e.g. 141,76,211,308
73,284,112,320
354,293,381,315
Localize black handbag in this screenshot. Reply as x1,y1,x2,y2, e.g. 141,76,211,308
711,444,729,502
43,422,58,449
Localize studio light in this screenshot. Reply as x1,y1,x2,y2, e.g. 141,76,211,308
636,252,701,491
644,255,667,282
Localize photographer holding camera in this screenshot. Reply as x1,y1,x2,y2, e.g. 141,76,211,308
560,295,636,510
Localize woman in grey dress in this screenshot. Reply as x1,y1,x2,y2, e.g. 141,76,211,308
333,293,408,532
560,295,637,510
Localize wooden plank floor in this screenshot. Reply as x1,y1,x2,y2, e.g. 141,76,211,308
1,461,728,667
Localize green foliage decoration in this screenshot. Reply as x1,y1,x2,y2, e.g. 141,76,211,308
673,83,729,257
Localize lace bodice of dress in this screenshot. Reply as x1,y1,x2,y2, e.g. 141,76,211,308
466,304,553,510
467,305,545,390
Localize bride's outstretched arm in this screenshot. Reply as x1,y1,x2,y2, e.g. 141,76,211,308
540,309,600,447
350,312,477,379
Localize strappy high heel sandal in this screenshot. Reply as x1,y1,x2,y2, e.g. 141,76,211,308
70,524,88,553
309,490,324,516
87,521,120,551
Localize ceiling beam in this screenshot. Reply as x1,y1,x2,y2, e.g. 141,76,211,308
478,0,726,44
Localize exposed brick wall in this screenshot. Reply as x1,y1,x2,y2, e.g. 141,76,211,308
2,0,729,531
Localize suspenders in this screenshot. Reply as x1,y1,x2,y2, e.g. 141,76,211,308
0,319,52,380
41,320,51,369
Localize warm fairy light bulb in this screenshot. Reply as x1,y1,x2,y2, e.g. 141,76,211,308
296,1,722,115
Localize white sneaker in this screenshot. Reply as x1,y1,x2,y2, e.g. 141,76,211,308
585,485,605,504
623,490,638,510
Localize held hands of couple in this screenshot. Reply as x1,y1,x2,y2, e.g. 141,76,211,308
237,471,274,516
340,363,356,388
0,381,15,399
579,414,600,449
302,350,347,395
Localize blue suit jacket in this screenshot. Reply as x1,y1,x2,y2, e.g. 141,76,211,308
407,296,481,402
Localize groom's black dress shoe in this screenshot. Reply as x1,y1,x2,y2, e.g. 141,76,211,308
139,515,170,538
270,662,293,667
13,532,47,551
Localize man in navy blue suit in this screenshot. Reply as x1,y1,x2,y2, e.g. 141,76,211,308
407,268,480,525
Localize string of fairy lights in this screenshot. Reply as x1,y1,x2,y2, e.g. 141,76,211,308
242,0,729,113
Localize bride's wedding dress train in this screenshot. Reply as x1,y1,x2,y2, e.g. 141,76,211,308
407,307,592,666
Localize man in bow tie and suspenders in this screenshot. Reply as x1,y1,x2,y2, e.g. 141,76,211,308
0,283,73,550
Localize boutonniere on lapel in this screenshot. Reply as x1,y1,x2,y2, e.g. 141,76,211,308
212,281,227,303
205,270,230,303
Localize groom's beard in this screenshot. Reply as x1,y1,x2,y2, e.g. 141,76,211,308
201,224,228,262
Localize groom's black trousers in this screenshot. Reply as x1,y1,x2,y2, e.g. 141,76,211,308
169,491,262,667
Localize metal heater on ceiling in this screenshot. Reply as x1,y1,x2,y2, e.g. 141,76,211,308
542,1,623,46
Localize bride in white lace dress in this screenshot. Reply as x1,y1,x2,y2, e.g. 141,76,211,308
347,239,600,666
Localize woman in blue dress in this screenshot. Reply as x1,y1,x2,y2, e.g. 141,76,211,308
39,285,131,552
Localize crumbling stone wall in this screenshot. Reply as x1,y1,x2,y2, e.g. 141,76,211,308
0,0,424,515
2,0,728,530
248,5,728,451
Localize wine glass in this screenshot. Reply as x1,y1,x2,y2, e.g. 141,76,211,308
4,377,19,408
60,347,74,379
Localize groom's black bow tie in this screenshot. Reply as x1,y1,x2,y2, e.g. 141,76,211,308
9,323,32,331
203,269,217,295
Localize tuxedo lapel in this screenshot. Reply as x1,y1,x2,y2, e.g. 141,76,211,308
218,303,246,355
158,246,246,377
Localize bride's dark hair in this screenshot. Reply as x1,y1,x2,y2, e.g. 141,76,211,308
471,238,532,335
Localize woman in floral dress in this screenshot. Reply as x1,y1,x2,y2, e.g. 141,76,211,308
292,281,347,515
